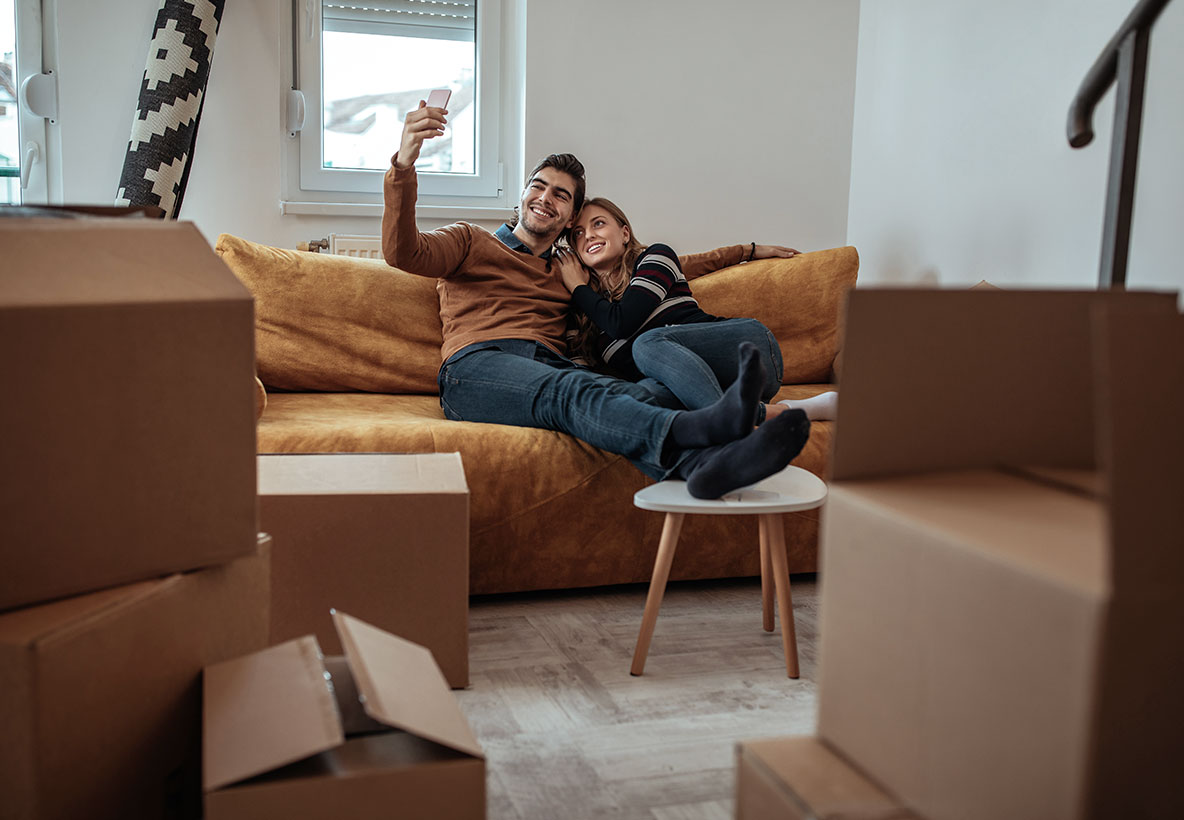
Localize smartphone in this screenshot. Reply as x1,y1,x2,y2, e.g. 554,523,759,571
426,88,451,109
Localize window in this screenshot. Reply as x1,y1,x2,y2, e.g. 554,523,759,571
286,0,515,213
1,0,52,205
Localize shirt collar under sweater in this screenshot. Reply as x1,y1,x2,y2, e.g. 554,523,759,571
495,222,554,260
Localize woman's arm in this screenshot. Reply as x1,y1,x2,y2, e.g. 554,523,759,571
679,243,800,280
679,244,746,280
570,244,684,339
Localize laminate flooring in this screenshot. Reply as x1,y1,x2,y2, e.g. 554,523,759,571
455,575,821,820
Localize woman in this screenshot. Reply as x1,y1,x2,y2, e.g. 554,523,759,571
554,197,837,423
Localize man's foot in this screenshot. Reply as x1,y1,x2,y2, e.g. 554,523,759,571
669,343,764,447
684,409,811,499
777,391,838,421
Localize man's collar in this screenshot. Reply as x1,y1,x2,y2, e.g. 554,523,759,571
495,222,554,260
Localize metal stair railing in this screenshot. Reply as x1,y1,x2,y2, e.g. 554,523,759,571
1068,0,1173,289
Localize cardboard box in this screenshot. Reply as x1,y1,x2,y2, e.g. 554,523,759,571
258,453,470,687
828,288,1177,479
0,535,270,820
817,291,1184,820
0,220,258,610
203,611,485,819
736,735,916,820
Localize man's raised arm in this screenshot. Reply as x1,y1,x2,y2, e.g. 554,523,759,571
381,100,470,277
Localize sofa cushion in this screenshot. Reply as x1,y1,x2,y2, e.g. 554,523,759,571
695,246,859,384
216,234,443,394
257,389,832,593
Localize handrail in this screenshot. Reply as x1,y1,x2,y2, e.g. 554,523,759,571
1068,0,1173,289
1067,0,1171,147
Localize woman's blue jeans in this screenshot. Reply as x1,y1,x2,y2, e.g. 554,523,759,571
630,318,784,410
438,339,688,480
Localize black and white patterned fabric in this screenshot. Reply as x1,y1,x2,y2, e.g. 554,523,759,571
115,0,226,219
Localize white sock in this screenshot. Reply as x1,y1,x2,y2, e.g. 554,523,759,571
778,391,837,421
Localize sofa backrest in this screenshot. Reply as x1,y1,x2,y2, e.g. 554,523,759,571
217,233,858,394
696,245,858,384
216,233,443,394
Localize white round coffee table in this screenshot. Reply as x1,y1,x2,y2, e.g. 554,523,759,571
631,465,828,678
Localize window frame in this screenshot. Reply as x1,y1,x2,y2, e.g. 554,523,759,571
7,0,53,205
287,0,509,210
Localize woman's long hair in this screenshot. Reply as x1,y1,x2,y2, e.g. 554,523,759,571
566,197,647,365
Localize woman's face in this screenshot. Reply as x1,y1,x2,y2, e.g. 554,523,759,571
571,205,630,273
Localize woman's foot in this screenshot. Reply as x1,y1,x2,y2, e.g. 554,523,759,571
773,390,837,422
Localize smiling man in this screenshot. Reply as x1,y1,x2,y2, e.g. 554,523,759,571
381,101,811,498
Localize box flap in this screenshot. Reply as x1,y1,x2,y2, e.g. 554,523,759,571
824,470,1109,594
0,221,251,307
831,289,1177,481
202,636,344,791
257,453,469,496
332,611,483,759
1093,306,1184,589
741,736,913,819
1084,306,1184,816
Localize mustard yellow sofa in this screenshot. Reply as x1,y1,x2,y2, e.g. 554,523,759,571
217,234,858,595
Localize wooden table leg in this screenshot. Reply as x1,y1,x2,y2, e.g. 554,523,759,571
759,518,774,632
760,513,800,679
631,512,685,676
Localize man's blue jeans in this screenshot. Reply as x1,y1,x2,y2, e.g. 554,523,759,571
438,340,686,480
631,318,784,410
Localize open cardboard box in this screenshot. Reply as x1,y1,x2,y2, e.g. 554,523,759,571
0,219,258,611
0,535,270,820
203,611,485,819
258,453,470,688
817,289,1183,820
736,735,917,820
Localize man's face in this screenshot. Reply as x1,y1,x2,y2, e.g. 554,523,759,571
518,167,579,241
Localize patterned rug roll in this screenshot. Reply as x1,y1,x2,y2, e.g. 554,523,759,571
116,0,226,219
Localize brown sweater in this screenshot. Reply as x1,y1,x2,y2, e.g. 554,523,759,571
382,161,747,362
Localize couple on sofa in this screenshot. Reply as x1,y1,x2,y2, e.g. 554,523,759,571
382,99,833,499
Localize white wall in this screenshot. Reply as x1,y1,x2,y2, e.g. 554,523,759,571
523,0,860,254
847,0,1184,297
48,0,859,255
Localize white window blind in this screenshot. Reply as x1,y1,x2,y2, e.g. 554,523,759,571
322,1,475,41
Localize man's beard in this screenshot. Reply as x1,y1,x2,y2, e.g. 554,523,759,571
519,209,551,237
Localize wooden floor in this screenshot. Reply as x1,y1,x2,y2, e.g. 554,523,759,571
455,575,821,820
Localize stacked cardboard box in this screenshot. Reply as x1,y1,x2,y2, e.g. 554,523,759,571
258,452,471,688
814,289,1182,819
737,289,1183,819
0,219,269,819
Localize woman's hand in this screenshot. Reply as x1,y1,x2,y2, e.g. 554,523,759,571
753,244,800,259
554,248,590,293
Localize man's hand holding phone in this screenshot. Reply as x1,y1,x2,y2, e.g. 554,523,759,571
395,89,451,170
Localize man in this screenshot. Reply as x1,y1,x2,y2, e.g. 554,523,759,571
382,100,810,498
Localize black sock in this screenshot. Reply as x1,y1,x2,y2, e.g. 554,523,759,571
683,409,811,499
669,342,764,448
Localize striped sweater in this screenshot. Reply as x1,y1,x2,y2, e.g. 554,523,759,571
570,243,745,378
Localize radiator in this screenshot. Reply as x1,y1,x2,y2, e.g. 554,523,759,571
328,234,382,259
298,234,383,259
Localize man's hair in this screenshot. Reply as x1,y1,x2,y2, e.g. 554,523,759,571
509,153,586,228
